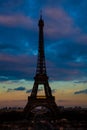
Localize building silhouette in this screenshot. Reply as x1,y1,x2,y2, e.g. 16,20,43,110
24,15,58,119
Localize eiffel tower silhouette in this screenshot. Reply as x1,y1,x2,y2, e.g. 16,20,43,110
24,15,58,119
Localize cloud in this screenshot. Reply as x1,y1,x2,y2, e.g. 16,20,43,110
0,0,36,16
44,7,79,39
0,15,34,28
58,99,70,102
0,76,8,80
0,1,87,82
26,88,56,94
51,89,56,93
26,88,43,93
74,80,87,84
7,86,26,92
0,54,36,80
0,45,87,81
74,89,87,95
14,86,26,91
0,43,20,52
26,89,32,93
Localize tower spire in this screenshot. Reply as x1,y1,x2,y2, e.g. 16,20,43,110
40,10,42,19
36,13,47,75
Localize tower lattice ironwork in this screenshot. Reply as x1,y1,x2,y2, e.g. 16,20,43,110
24,15,58,119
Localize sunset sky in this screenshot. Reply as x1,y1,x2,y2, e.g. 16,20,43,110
0,0,87,108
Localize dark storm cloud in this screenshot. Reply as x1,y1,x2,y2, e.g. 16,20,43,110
7,86,26,92
74,89,87,95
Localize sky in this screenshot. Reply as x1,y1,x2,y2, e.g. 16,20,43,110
0,0,87,108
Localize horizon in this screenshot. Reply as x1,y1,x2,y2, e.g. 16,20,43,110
0,0,87,108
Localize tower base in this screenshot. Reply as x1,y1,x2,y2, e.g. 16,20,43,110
24,96,58,120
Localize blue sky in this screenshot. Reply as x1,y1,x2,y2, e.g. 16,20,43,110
0,0,87,108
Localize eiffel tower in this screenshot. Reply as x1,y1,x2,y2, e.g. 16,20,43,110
24,15,58,119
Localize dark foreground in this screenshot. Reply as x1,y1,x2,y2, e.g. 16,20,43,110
0,107,87,130
0,120,87,130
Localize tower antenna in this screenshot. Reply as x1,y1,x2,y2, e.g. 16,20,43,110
40,9,42,19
